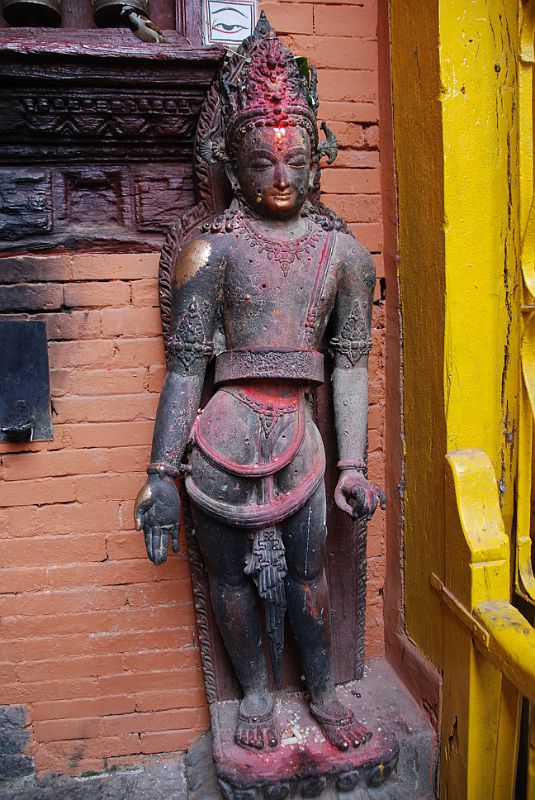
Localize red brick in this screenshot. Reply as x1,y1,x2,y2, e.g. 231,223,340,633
349,221,383,251
102,707,208,737
134,687,206,712
111,338,165,368
76,473,144,503
70,368,148,396
0,255,71,283
125,576,192,606
98,666,202,695
285,34,377,71
0,586,128,617
333,150,380,169
32,695,136,722
2,449,109,481
122,647,201,673
314,4,376,37
367,403,384,431
43,310,101,341
63,281,131,309
320,193,382,223
48,339,115,369
0,283,63,312
105,531,152,560
64,421,153,449
71,253,158,281
100,306,162,339
320,100,378,123
364,124,380,148
4,677,99,703
34,742,104,775
368,428,382,453
17,654,124,684
107,445,152,473
91,627,194,655
321,167,380,194
0,476,76,507
8,500,119,537
130,278,159,307
2,633,94,662
0,534,106,568
260,2,313,33
327,121,365,149
50,369,71,396
139,729,201,754
317,69,377,103
52,393,158,425
148,364,166,392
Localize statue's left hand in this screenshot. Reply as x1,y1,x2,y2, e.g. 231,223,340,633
334,470,386,521
134,476,180,565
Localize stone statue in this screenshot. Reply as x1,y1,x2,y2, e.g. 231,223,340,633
134,13,385,758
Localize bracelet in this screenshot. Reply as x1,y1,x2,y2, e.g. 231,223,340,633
337,459,367,472
147,461,181,480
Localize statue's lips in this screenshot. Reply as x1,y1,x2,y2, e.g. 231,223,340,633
272,192,294,202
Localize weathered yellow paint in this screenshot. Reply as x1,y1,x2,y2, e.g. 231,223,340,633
474,601,535,702
517,0,535,608
528,708,535,799
440,0,520,544
391,0,520,669
440,451,522,798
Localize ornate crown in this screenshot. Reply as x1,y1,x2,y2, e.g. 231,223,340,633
221,12,318,145
199,12,338,165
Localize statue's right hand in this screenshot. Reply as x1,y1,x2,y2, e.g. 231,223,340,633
134,476,180,565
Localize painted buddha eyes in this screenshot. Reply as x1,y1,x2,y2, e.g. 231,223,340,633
212,20,246,33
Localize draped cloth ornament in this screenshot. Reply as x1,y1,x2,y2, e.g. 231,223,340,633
244,526,288,686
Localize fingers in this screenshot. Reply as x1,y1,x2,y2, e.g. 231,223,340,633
334,485,355,517
144,527,154,561
143,526,176,565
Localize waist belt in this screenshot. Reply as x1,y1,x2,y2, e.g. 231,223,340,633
214,349,324,386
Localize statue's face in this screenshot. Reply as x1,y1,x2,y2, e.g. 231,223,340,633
234,125,312,219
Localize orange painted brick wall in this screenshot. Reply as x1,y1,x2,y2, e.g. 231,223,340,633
0,0,385,775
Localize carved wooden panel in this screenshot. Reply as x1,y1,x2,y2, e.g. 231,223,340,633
0,46,223,252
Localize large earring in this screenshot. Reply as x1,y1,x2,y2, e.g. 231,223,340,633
255,188,262,204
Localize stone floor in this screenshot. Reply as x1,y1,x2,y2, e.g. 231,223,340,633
0,659,437,800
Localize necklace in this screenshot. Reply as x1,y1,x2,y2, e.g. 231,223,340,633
241,214,321,277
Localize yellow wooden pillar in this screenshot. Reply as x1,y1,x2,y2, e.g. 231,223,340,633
391,0,522,796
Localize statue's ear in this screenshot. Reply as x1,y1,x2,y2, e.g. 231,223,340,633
317,121,338,165
198,123,228,165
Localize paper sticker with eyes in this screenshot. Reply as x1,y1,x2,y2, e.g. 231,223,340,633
203,0,257,45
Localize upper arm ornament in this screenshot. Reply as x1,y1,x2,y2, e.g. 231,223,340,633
329,297,372,367
166,296,214,373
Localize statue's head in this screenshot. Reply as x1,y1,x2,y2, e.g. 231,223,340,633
201,13,337,219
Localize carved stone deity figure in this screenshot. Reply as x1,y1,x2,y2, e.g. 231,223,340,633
134,13,385,759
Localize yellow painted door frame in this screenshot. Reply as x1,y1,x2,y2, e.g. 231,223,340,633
391,0,523,796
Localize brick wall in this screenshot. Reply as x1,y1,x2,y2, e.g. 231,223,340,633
0,0,385,776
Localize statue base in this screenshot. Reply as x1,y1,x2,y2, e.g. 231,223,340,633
209,687,399,800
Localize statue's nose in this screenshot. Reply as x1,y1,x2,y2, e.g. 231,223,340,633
273,163,289,189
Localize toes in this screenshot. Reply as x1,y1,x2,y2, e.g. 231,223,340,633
267,727,278,748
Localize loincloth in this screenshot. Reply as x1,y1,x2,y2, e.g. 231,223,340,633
185,385,325,528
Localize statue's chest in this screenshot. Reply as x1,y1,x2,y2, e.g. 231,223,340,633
221,235,338,349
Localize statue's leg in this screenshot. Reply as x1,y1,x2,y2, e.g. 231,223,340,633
192,505,278,751
281,484,371,750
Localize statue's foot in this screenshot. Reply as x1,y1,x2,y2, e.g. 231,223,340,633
310,698,372,751
234,692,278,751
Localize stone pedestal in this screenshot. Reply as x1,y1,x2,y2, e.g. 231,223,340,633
210,688,399,800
